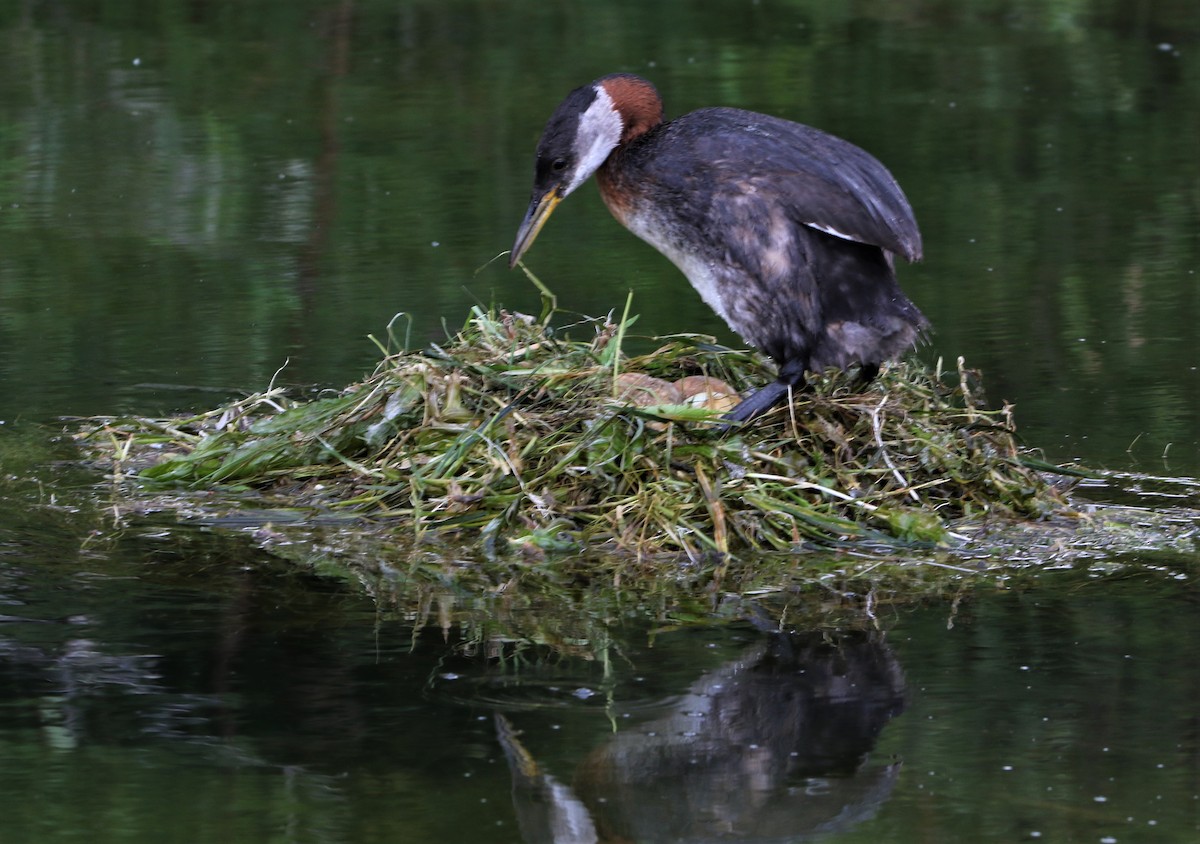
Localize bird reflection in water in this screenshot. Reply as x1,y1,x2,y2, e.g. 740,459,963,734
495,631,906,843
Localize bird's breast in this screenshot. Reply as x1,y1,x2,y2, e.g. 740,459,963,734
598,171,739,332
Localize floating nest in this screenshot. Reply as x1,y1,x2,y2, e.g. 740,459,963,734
75,298,1074,560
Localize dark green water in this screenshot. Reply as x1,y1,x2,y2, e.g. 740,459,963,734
0,504,1196,843
1,0,1196,472
0,1,1198,841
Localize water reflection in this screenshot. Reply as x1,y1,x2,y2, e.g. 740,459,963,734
0,556,298,766
0,542,378,842
491,631,906,844
1,1,1196,470
1,631,177,750
1,525,1196,843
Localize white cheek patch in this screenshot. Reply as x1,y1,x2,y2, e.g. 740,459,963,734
564,87,623,196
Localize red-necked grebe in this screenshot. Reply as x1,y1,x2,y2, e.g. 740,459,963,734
510,73,928,422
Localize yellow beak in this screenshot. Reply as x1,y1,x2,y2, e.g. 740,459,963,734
509,190,562,268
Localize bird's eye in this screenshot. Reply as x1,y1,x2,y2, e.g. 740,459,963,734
551,158,568,172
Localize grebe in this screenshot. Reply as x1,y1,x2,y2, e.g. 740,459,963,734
510,73,928,422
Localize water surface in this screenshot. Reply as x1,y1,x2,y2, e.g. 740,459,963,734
0,514,1195,842
0,0,1195,472
0,2,1197,842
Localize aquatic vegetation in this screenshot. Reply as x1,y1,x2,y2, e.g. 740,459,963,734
75,296,1075,561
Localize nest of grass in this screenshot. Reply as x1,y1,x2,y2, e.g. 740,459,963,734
76,295,1072,560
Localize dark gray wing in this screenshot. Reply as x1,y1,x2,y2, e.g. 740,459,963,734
660,107,922,262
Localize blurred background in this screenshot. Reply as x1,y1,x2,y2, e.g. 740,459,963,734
0,0,1196,472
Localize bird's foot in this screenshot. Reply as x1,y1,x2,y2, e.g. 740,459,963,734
721,381,792,425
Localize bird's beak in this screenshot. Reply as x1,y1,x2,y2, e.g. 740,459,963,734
509,189,562,268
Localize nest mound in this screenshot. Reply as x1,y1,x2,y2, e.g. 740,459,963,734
77,305,1069,559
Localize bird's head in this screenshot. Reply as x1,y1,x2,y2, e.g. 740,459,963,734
509,74,663,268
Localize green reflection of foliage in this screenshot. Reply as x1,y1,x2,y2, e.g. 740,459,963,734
0,0,1194,468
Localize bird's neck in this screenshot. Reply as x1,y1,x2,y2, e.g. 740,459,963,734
598,75,664,145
